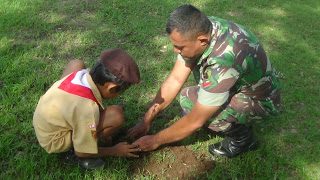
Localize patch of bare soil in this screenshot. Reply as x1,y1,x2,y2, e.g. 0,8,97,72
129,145,214,179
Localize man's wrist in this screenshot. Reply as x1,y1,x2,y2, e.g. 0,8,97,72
153,133,163,148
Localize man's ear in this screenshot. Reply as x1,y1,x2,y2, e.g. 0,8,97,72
103,82,118,93
197,34,210,46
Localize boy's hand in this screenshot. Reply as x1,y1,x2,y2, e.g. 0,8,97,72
126,121,150,141
113,142,141,157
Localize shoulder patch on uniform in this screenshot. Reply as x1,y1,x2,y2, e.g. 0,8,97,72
88,123,96,129
202,68,212,87
88,123,97,140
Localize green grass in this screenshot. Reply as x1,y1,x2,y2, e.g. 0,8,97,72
1,0,320,179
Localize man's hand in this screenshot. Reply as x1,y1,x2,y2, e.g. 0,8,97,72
126,121,150,142
112,142,141,157
132,135,160,152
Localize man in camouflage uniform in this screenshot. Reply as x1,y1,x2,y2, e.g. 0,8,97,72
129,4,281,158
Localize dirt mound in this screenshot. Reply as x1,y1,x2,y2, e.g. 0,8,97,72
130,145,214,179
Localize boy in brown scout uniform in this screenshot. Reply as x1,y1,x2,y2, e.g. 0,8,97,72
33,49,141,170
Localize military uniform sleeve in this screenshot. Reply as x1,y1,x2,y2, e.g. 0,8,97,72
197,64,240,106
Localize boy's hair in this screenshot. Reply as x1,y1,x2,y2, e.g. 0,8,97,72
90,62,131,92
166,4,212,40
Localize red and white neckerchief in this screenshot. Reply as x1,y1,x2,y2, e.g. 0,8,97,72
58,70,101,108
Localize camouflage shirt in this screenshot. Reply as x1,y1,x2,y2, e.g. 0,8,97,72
178,16,281,106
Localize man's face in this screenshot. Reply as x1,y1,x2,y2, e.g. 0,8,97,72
169,28,207,61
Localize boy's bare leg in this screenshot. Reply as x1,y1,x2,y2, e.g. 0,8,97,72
97,105,125,146
61,60,86,79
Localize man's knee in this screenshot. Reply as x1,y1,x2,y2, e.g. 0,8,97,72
180,86,199,102
180,87,188,96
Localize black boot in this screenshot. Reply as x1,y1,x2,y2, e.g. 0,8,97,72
208,124,260,158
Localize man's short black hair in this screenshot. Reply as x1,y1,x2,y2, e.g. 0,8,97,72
90,61,131,92
166,4,212,40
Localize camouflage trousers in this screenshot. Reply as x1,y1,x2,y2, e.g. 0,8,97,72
180,86,281,132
